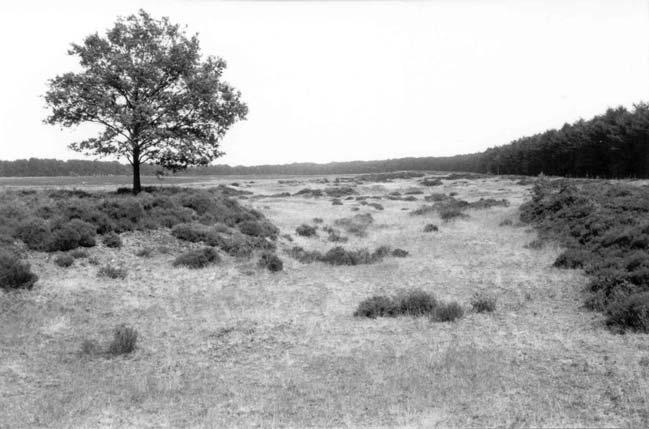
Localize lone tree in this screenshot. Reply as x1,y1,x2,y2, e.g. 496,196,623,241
44,10,247,193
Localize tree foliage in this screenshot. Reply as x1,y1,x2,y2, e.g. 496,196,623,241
44,10,247,192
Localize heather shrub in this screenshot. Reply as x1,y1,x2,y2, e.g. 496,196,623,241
353,296,398,318
439,208,468,221
0,250,38,290
324,186,357,198
553,248,590,269
367,202,384,210
135,247,153,257
312,217,324,224
391,248,409,257
606,292,649,332
423,224,438,232
499,219,513,227
331,198,343,205
433,301,464,322
97,264,128,279
296,224,317,237
54,254,74,268
395,289,437,316
286,246,323,263
65,219,97,247
102,232,122,248
471,292,497,313
420,178,443,186
238,220,278,239
14,218,52,251
108,324,138,355
173,247,220,269
49,224,82,251
171,223,211,243
258,252,284,272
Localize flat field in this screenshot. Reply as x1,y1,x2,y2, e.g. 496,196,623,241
1,174,648,428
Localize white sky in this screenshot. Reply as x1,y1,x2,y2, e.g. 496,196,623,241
0,0,648,166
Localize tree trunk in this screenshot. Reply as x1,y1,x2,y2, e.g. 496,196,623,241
132,159,141,194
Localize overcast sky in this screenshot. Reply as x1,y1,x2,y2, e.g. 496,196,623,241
0,0,648,166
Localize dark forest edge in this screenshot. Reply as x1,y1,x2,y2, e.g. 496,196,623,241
2,102,648,178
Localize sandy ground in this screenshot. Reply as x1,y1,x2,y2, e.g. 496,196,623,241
1,175,648,428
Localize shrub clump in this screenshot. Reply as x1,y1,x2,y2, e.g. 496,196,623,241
353,296,398,318
296,224,318,237
0,250,38,290
14,218,53,251
395,289,437,316
471,292,497,313
606,292,649,332
48,224,82,251
391,248,409,257
54,254,75,268
238,220,278,239
433,301,464,322
258,252,284,272
108,324,138,356
102,232,122,248
423,224,439,232
173,247,220,269
97,264,128,279
553,248,590,269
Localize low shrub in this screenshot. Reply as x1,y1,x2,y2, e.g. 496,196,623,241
324,186,357,198
65,219,97,247
433,301,464,322
258,252,284,272
391,248,409,257
296,224,317,237
108,324,138,355
439,208,468,221
49,224,82,251
423,224,439,232
606,292,649,332
312,217,324,224
54,254,74,268
499,219,513,227
471,293,497,313
286,246,323,264
97,264,128,279
367,203,384,210
331,199,343,205
238,220,278,239
420,178,443,186
553,248,590,269
395,289,436,316
102,232,122,248
14,218,52,251
173,247,220,269
0,250,38,290
353,296,398,318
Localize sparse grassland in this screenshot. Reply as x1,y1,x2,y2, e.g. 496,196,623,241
1,173,648,427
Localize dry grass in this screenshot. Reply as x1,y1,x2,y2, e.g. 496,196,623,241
1,174,648,427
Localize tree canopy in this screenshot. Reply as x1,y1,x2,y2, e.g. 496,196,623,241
44,9,247,192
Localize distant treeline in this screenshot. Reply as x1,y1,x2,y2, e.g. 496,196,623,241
2,102,648,178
